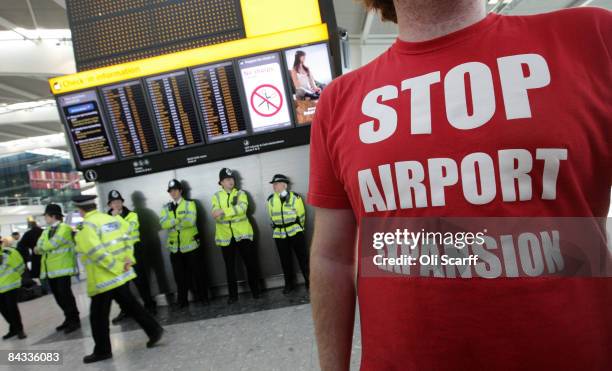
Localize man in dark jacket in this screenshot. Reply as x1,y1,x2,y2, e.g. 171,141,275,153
16,218,44,293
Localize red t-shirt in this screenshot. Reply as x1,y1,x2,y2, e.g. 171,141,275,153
308,8,611,371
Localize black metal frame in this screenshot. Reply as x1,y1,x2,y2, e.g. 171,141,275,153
56,1,341,183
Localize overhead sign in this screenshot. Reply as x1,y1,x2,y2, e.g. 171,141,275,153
49,24,328,95
57,91,117,167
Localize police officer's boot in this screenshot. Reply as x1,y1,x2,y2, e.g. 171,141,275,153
83,352,112,364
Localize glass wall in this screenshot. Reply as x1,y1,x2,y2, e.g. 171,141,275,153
0,150,82,206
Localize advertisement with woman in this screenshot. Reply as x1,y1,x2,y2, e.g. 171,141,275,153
283,43,333,125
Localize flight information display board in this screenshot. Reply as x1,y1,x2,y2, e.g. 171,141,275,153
67,0,245,70
101,80,159,158
191,61,247,142
145,71,203,150
57,91,117,167
51,0,342,181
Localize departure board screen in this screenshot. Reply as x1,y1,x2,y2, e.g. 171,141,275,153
191,61,247,142
101,81,159,158
145,71,203,150
58,91,116,167
67,0,245,70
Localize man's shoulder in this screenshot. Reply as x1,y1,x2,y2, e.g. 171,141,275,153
315,50,392,128
529,6,609,22
321,53,390,101
506,7,611,61
505,7,610,36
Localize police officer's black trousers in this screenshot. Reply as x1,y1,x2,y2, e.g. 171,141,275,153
132,262,154,308
169,248,208,305
221,238,261,299
0,289,23,333
274,232,309,288
90,283,160,355
132,242,154,307
48,276,79,323
115,243,156,313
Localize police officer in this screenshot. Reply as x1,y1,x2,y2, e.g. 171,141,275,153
72,195,163,363
212,168,261,304
0,240,26,340
107,190,156,323
266,174,309,293
34,204,80,333
159,180,208,307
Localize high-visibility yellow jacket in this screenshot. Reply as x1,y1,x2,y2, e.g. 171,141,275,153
159,199,199,253
36,222,78,279
267,192,306,239
212,188,253,246
0,247,24,293
111,208,138,263
75,210,135,297
112,208,140,244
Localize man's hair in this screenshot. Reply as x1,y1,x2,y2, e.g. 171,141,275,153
362,0,397,23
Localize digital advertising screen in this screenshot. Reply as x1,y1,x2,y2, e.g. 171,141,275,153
145,71,203,151
238,53,292,133
101,80,160,158
191,61,248,142
57,90,117,167
283,43,334,125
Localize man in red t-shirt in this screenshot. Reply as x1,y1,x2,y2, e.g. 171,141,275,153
308,1,611,370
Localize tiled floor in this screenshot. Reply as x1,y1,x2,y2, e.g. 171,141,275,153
0,282,362,370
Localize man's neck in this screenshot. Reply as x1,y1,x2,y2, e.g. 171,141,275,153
395,0,486,42
173,198,182,204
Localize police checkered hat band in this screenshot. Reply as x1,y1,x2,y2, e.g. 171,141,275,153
72,195,97,207
270,174,290,184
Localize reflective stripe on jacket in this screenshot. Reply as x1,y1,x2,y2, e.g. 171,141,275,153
0,247,25,293
75,210,135,297
159,199,199,253
36,222,78,279
212,188,253,246
267,192,306,239
112,209,139,264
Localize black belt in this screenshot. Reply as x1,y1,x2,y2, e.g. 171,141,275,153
272,221,301,229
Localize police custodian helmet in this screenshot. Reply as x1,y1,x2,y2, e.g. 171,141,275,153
107,190,124,205
218,168,235,183
167,179,183,192
43,203,63,218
